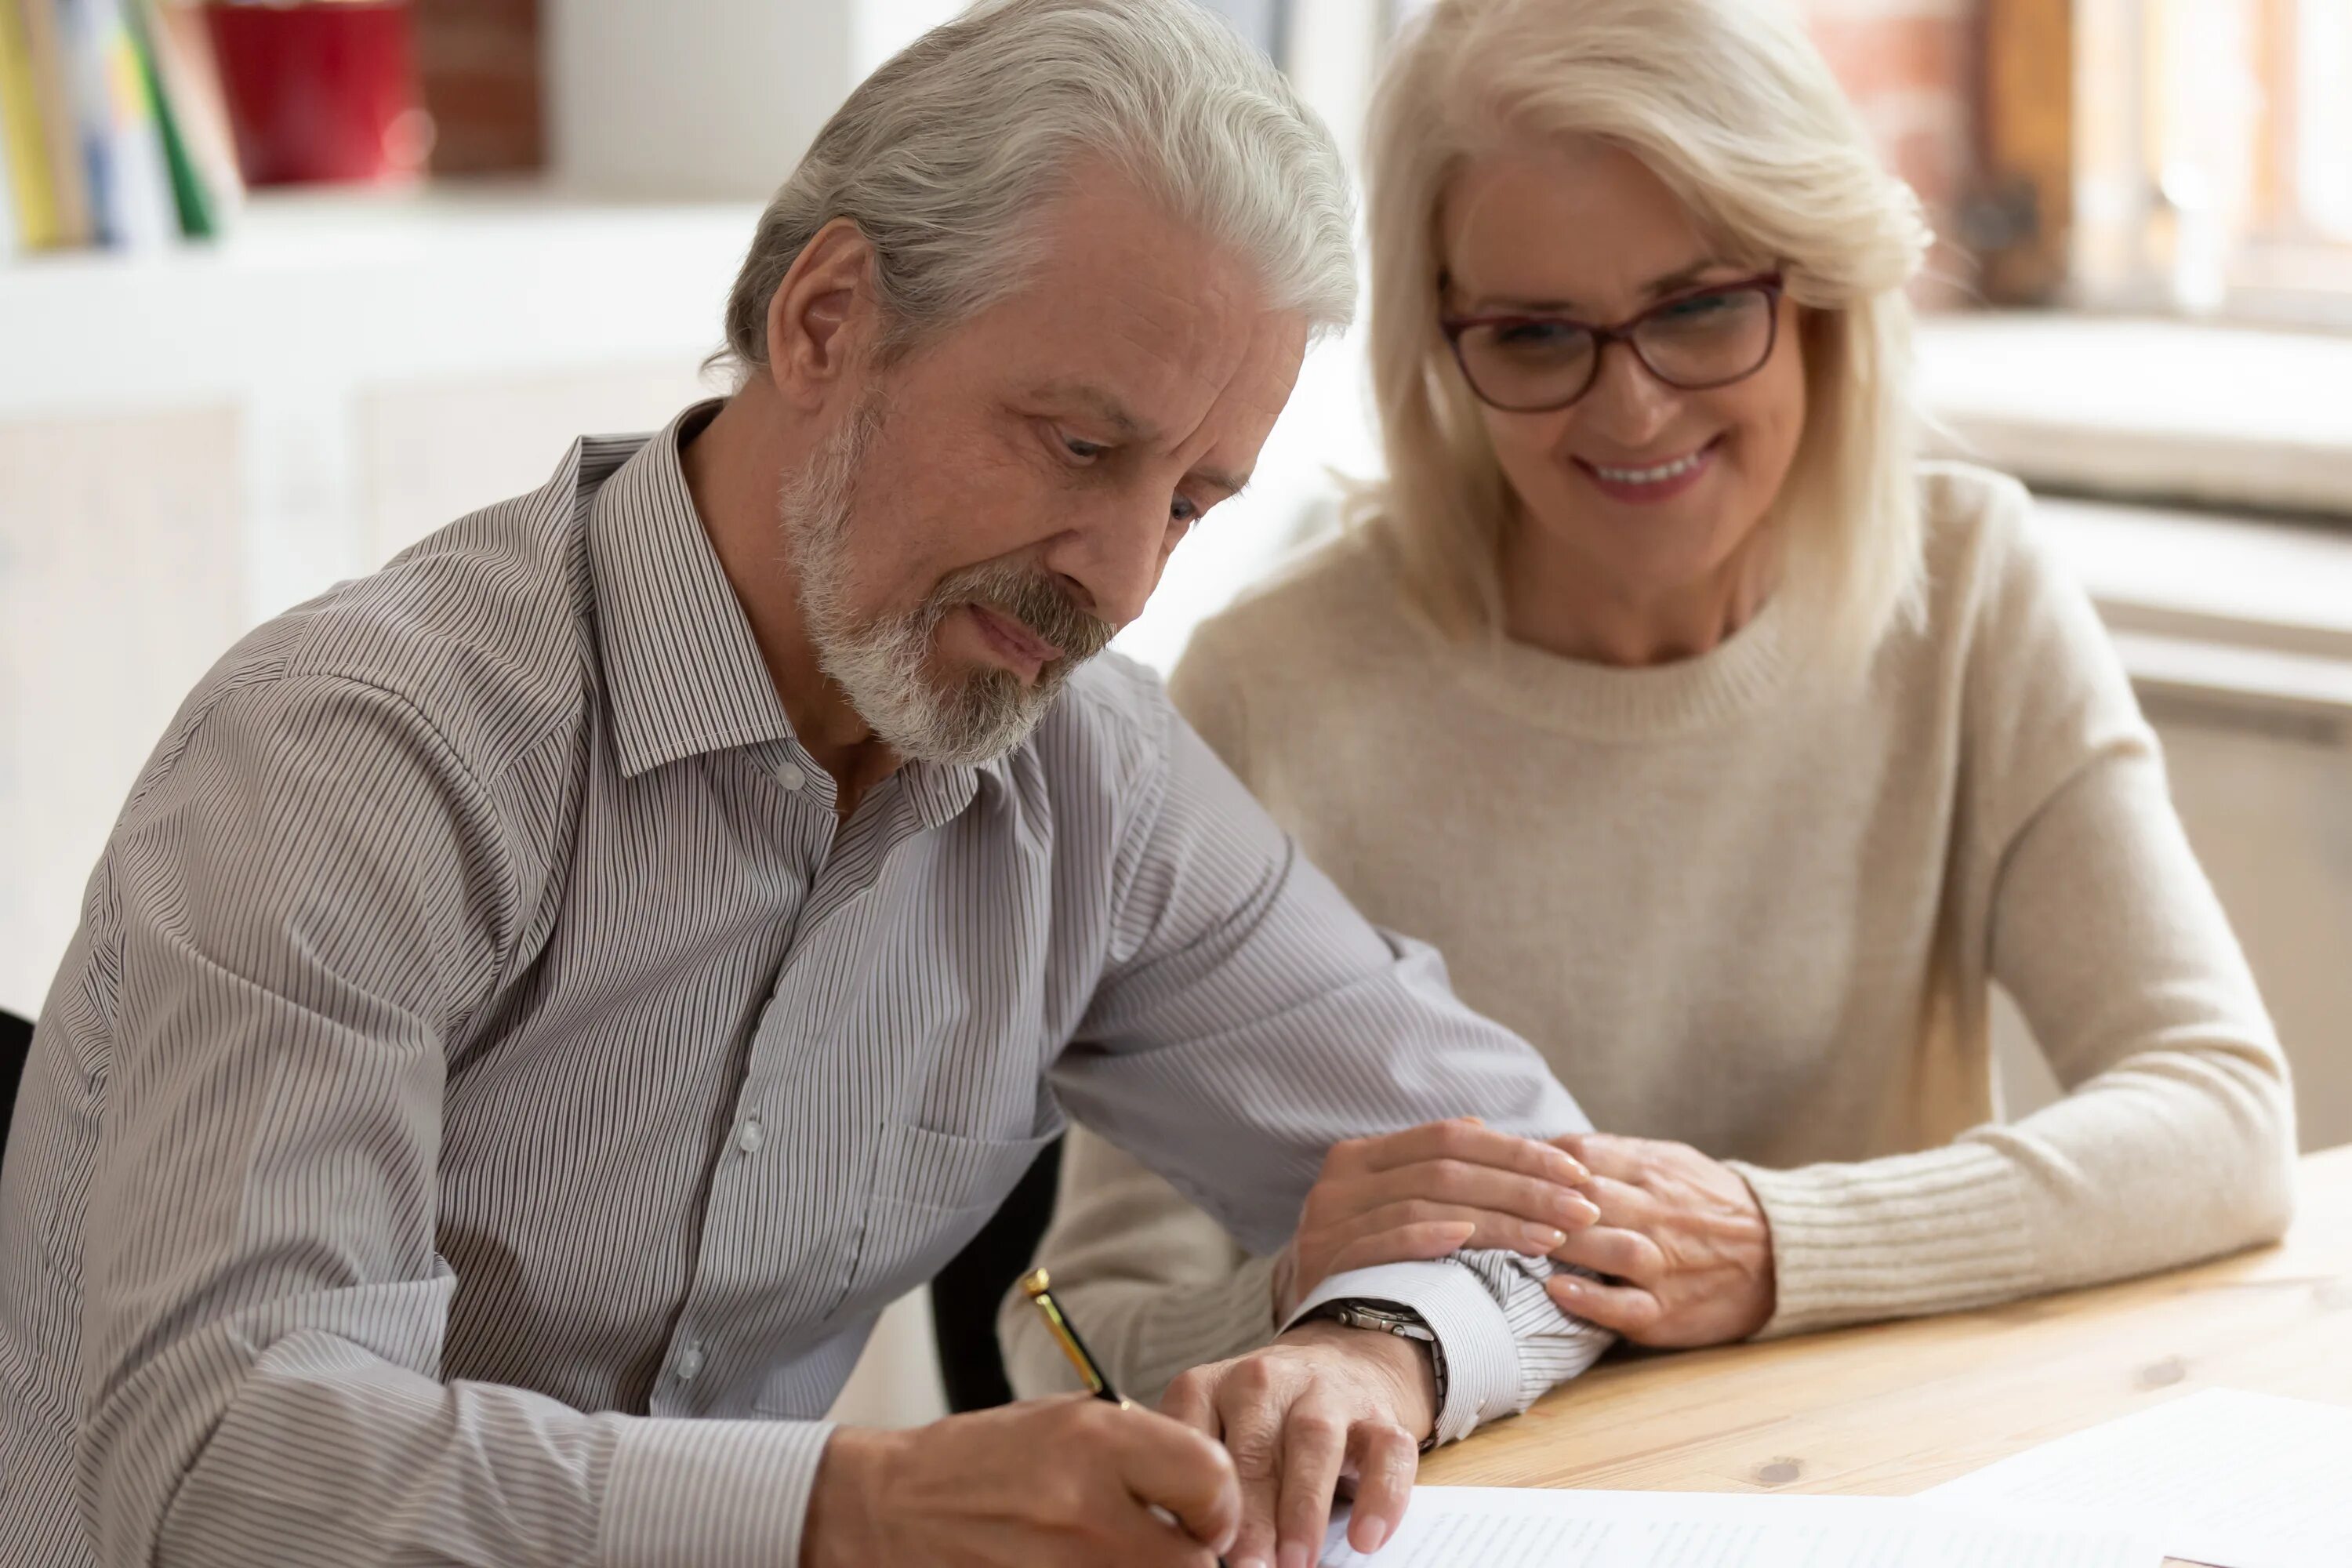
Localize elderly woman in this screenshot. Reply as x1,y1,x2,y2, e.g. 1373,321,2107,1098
1000,0,2296,1404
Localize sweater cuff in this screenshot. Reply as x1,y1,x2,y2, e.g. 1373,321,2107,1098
1729,1142,2040,1340
597,1415,834,1568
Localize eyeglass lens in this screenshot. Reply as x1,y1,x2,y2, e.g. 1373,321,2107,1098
1457,284,1777,412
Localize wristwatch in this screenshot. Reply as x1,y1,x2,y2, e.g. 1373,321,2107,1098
1306,1299,1448,1450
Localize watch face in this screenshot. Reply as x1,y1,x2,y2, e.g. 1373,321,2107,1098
1338,1303,1432,1338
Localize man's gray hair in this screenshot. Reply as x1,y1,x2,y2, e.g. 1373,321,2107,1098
717,0,1357,376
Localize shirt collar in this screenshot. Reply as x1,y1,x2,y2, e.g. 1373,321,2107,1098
589,401,800,779
586,401,1012,818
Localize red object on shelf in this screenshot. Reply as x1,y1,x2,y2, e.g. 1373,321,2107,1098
203,2,434,187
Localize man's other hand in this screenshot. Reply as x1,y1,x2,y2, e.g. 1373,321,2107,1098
1161,1318,1437,1568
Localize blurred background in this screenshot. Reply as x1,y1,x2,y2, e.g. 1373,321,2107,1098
3,0,2350,1427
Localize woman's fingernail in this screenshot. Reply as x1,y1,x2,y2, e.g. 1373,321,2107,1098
1359,1519,1389,1552
1526,1226,1566,1251
1279,1544,1310,1568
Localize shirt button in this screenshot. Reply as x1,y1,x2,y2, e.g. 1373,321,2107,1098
776,764,807,793
674,1341,705,1382
735,1116,766,1154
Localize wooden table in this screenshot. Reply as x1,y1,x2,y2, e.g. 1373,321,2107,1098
1423,1144,2352,1562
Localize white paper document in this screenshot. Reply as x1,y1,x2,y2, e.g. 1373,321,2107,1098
1926,1387,2352,1568
1319,1486,2159,1567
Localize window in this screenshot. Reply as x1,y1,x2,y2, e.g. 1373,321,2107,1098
2068,0,2352,322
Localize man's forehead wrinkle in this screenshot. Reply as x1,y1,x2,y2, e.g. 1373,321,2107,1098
1100,263,1256,368
1100,307,1250,399
1085,309,1261,466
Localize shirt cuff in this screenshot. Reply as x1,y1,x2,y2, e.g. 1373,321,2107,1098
1283,1261,1516,1447
598,1414,837,1568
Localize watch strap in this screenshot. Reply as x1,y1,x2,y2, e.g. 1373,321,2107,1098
1308,1298,1448,1451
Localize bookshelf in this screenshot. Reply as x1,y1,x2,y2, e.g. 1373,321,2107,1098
0,183,751,409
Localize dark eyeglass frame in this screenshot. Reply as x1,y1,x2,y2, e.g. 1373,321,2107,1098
1438,271,1787,413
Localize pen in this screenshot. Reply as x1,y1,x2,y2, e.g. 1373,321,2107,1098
1020,1268,1230,1567
1018,1266,1125,1406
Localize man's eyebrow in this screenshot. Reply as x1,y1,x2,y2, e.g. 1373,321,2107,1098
1193,466,1251,501
1038,381,1250,499
1040,382,1160,443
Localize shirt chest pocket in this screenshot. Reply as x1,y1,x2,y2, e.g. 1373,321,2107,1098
834,1120,1059,1323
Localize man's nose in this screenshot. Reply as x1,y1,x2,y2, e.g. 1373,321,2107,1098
1041,499,1171,631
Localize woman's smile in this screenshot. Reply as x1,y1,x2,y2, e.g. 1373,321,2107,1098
1571,435,1724,505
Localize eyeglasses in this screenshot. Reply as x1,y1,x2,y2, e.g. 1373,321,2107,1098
1439,273,1785,413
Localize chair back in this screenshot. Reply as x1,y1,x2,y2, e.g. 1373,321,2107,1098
0,1008,31,1174
929,1135,1063,1411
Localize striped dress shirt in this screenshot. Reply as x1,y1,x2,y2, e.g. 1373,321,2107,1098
0,405,1607,1568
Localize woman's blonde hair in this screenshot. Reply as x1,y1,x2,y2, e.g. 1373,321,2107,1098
1363,0,1933,666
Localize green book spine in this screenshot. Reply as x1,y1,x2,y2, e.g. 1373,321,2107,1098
125,0,205,238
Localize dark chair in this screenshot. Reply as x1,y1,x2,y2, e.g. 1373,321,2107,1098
929,1135,1063,1412
0,1007,31,1175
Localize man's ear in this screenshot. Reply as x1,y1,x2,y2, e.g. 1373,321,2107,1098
764,217,880,410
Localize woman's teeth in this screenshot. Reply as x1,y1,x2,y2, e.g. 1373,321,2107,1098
1592,448,1708,485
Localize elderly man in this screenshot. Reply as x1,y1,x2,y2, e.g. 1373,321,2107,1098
0,3,1610,1565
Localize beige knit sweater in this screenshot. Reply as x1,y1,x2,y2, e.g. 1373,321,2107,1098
1000,463,2298,1404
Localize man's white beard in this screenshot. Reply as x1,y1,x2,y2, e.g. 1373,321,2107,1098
779,394,1110,766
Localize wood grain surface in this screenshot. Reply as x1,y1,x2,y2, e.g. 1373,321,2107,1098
1421,1144,2352,1563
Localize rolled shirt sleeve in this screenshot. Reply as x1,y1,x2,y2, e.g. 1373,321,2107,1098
1054,698,1612,1441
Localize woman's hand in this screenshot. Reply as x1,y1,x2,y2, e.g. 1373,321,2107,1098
1542,1133,1776,1347
1272,1118,1600,1319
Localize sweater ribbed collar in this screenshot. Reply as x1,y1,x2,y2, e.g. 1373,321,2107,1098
1420,588,1796,742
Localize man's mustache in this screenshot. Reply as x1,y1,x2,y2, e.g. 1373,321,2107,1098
937,560,1116,669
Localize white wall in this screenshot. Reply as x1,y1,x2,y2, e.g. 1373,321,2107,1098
547,0,1392,200
0,195,752,1014
851,0,968,73
548,0,854,199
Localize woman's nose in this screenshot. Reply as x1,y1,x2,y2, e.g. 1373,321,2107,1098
1579,340,1682,445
